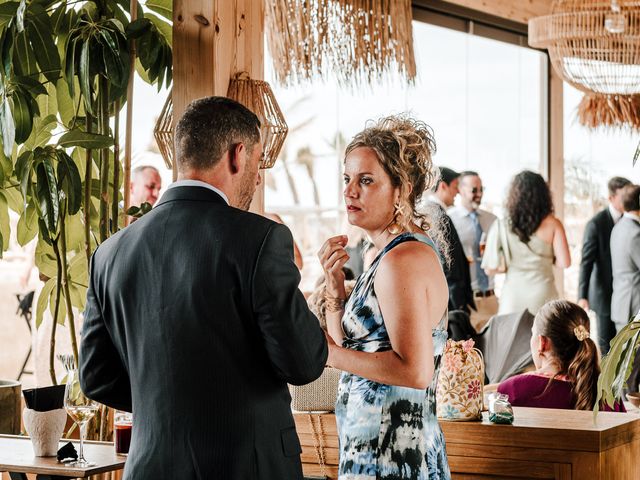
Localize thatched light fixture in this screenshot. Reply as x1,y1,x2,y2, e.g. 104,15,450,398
153,92,174,170
153,76,287,170
529,0,640,130
227,73,288,169
266,0,416,86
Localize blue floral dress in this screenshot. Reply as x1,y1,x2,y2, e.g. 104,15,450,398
335,233,451,480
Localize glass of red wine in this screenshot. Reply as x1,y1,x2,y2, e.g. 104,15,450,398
114,411,132,455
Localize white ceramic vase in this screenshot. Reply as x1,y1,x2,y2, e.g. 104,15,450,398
22,408,67,456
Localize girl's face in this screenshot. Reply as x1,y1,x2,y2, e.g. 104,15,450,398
343,147,398,233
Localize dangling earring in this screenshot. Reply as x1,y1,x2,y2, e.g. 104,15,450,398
387,203,403,235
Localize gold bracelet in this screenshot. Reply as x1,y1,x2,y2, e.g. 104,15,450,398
325,295,346,312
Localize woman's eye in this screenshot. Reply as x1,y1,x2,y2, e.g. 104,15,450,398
343,177,350,185
360,177,372,185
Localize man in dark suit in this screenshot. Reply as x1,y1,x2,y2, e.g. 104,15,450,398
578,176,631,354
422,167,475,315
79,97,328,479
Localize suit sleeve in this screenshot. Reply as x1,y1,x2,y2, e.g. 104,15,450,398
79,254,132,412
578,219,598,300
251,223,328,386
631,228,640,271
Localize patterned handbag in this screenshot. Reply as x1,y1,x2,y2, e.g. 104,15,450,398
436,338,484,421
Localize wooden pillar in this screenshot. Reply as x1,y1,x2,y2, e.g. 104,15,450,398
172,0,265,213
548,64,565,296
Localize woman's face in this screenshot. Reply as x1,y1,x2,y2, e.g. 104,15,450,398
343,147,398,233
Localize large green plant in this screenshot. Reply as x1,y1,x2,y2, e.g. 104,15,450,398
0,0,172,385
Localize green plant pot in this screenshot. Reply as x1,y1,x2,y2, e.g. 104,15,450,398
0,380,21,434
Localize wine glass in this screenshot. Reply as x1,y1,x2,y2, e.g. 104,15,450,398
63,361,98,467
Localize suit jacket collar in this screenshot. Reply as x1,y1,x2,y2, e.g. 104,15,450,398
155,185,229,207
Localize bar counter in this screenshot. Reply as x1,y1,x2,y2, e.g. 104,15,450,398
294,407,640,479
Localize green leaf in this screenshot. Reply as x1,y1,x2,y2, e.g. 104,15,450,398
79,39,92,113
0,24,15,77
0,2,19,30
15,148,33,199
17,199,37,245
99,29,126,87
16,0,25,33
67,250,88,285
125,18,151,39
55,77,74,126
35,156,59,234
24,113,56,150
11,89,33,143
56,150,81,214
15,75,47,96
63,211,84,252
2,184,24,214
145,12,172,46
0,191,10,255
13,30,38,76
63,33,78,99
26,3,61,84
58,130,113,149
145,0,172,22
35,276,55,328
50,3,66,35
0,95,15,157
134,57,150,84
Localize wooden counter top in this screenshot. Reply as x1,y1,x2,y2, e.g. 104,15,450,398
294,407,640,479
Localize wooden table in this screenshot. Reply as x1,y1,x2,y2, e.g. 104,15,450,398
0,435,125,480
294,407,640,479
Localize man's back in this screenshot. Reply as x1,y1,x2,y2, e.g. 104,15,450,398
579,208,614,313
80,186,327,479
610,216,640,331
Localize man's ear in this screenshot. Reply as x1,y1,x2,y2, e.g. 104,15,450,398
229,143,245,175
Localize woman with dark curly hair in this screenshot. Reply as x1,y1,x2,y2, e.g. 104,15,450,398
482,170,570,315
319,114,450,479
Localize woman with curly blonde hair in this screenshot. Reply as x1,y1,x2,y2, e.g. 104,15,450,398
318,114,450,479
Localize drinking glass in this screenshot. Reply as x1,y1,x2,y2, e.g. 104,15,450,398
114,411,132,455
63,363,98,467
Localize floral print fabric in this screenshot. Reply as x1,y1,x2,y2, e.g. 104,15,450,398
335,233,451,480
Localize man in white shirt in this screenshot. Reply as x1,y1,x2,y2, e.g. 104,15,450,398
449,171,497,329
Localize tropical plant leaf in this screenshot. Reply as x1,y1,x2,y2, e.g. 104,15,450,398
595,314,640,417
99,29,127,87
36,82,57,118
55,77,73,125
17,199,37,245
15,75,47,96
125,18,151,39
134,57,150,83
35,276,55,328
58,130,113,149
2,184,24,213
145,0,172,22
24,113,56,150
79,39,92,113
15,148,33,199
0,95,15,157
63,211,84,252
26,3,61,84
63,33,78,99
67,249,88,285
0,2,20,30
16,0,25,33
56,150,81,214
0,191,10,255
11,89,33,143
35,155,60,234
0,24,15,77
13,30,37,77
145,12,171,46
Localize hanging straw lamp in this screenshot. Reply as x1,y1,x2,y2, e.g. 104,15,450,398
529,0,640,131
227,73,288,169
265,0,416,86
153,91,175,170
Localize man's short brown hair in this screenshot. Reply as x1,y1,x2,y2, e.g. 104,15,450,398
175,96,261,172
622,184,640,212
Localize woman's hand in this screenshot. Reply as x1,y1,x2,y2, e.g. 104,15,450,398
318,235,349,297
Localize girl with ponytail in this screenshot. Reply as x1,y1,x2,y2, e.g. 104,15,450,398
498,300,625,411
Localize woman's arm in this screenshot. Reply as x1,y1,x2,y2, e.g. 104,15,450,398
552,217,571,268
318,235,349,344
327,242,448,389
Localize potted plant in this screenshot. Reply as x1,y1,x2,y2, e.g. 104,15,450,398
0,0,172,438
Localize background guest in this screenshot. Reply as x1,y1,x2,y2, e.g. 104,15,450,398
423,166,475,315
483,170,570,315
449,171,497,328
610,184,640,392
263,212,304,270
498,300,624,411
578,176,631,354
130,165,162,208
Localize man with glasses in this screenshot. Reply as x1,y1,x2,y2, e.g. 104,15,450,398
449,171,497,330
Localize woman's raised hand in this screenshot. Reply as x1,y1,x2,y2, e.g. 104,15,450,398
318,235,350,297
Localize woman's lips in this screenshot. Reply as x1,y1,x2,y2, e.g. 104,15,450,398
347,205,361,212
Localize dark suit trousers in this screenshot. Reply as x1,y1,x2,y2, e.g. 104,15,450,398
596,312,617,355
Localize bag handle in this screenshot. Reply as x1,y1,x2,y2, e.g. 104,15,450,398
308,413,328,477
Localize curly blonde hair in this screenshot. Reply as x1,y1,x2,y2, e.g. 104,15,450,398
345,114,447,256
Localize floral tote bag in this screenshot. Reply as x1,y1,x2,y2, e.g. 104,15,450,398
436,338,484,421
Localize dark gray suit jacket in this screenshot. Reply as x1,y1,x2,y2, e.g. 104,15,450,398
79,186,327,480
610,215,640,331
